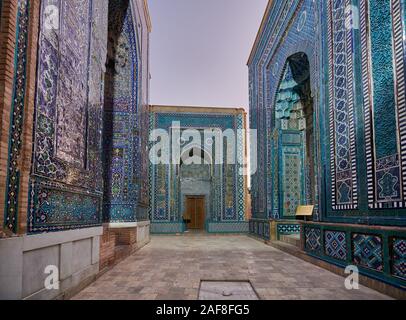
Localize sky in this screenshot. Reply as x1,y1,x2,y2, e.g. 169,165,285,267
148,0,268,110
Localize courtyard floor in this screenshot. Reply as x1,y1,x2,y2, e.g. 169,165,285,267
73,235,391,300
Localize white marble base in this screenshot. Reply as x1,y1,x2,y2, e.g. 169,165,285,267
136,221,151,248
0,227,103,300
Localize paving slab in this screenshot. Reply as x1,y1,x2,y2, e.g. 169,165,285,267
73,235,391,300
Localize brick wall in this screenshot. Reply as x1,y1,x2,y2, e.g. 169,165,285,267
116,228,137,246
0,0,40,237
99,225,140,271
100,225,117,270
0,0,18,237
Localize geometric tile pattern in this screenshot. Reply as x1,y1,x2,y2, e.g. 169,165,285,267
327,0,358,210
353,234,383,272
207,222,249,233
248,0,301,217
277,224,301,235
245,0,406,287
281,148,303,217
150,223,185,234
223,163,236,220
392,238,406,280
54,1,91,166
305,227,321,252
325,230,347,261
28,183,101,233
272,53,308,220
248,0,406,226
28,0,108,233
236,114,246,220
272,61,309,219
26,0,150,233
361,0,406,209
249,220,270,240
102,0,139,223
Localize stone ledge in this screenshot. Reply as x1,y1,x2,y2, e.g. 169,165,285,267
300,221,405,232
0,228,102,300
107,221,151,229
24,263,99,300
22,227,103,251
267,240,405,300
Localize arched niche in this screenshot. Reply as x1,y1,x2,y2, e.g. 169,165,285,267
271,52,316,219
102,0,139,223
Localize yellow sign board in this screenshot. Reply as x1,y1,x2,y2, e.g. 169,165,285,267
296,205,314,216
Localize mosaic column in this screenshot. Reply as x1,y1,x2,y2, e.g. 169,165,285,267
3,0,30,234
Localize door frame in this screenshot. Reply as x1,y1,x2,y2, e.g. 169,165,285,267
184,195,206,230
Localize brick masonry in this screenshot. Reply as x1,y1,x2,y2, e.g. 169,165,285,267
100,225,117,270
0,0,40,237
0,0,18,236
100,224,146,271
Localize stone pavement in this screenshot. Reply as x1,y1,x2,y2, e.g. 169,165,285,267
73,235,391,300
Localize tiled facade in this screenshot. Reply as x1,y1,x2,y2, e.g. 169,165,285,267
26,0,150,234
392,238,406,280
353,234,384,272
325,230,347,261
0,0,151,299
248,0,406,290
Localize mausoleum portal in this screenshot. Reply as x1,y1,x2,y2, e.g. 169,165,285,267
149,106,249,234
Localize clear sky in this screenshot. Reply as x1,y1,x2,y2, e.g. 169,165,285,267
148,0,268,109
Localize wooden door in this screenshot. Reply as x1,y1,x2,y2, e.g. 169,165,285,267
186,197,205,230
